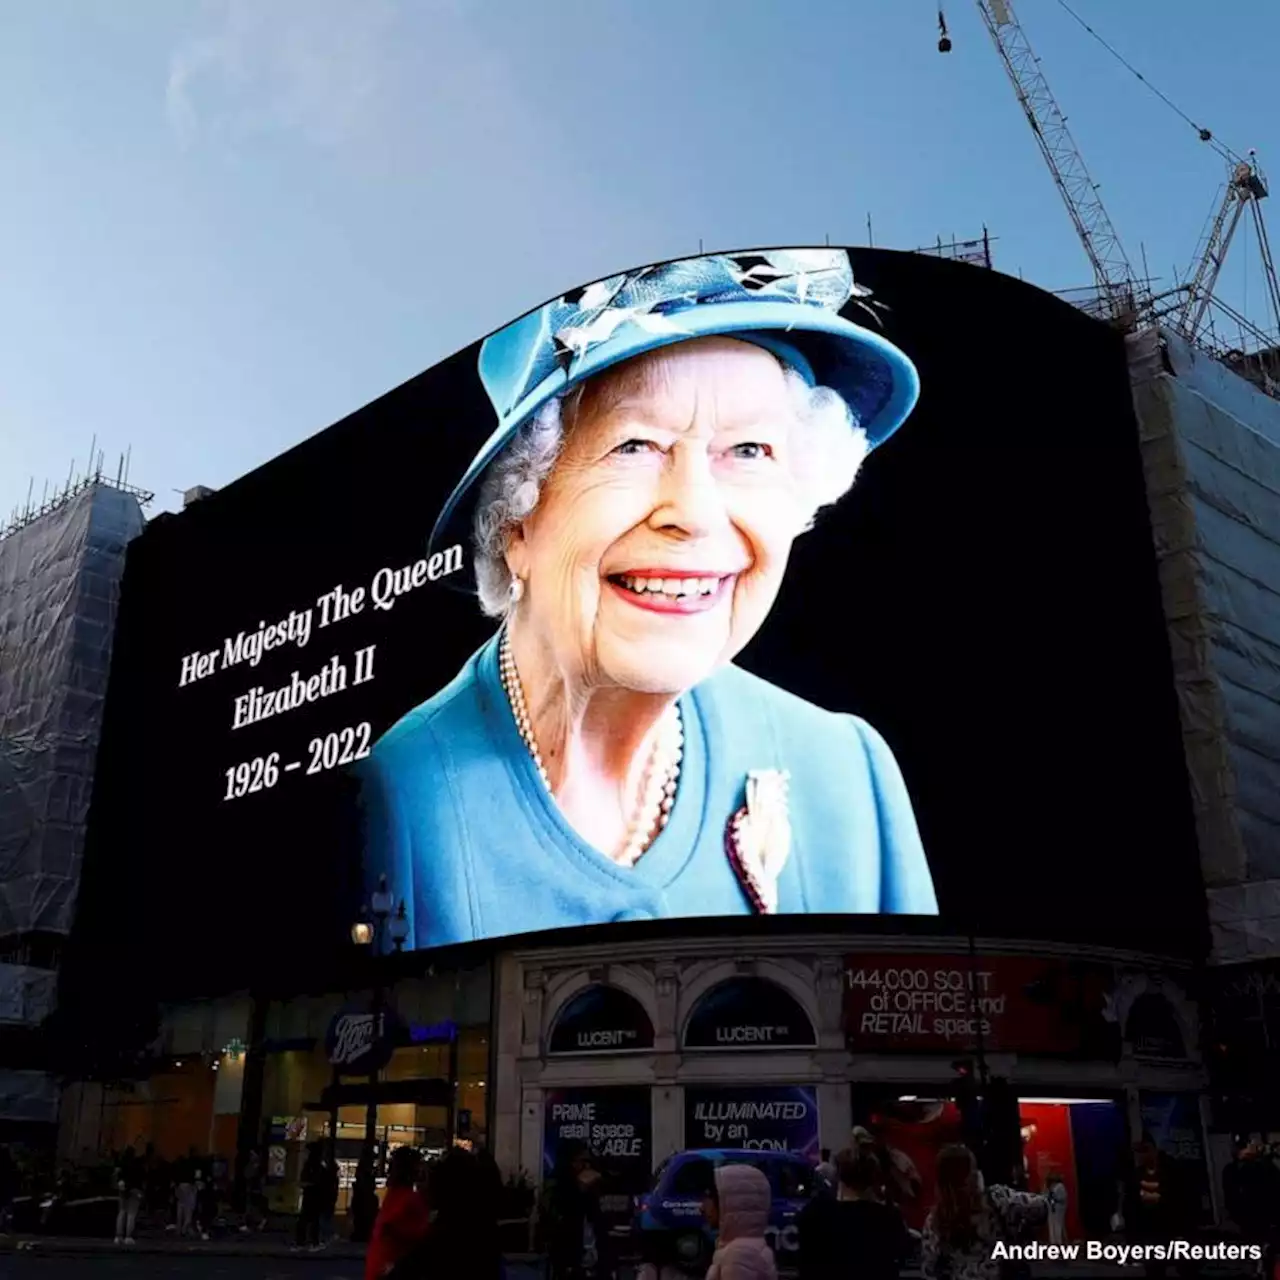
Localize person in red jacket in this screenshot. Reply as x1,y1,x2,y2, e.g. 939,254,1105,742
365,1147,430,1280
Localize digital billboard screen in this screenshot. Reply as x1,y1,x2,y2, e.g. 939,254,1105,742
76,247,1203,996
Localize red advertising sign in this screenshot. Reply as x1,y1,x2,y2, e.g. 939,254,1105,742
843,954,1116,1055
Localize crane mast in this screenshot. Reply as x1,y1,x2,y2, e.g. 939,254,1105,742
974,0,1137,320
1177,158,1280,347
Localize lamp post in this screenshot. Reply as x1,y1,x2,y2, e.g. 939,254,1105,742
348,876,408,1242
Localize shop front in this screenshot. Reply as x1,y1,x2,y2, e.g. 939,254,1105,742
257,966,491,1212
496,944,859,1199
493,934,1218,1227
57,995,254,1165
844,952,1215,1233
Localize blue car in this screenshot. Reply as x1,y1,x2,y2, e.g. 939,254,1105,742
633,1148,820,1273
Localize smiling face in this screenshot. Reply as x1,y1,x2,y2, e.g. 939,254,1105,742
504,336,814,695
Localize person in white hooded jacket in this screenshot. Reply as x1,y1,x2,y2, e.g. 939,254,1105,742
703,1163,779,1280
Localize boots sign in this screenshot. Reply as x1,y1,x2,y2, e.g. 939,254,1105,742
325,1004,400,1073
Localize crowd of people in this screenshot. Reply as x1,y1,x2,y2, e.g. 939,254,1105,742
108,1143,245,1244
622,1137,1047,1280
594,1128,1277,1280
5,1127,1277,1278
0,1141,250,1243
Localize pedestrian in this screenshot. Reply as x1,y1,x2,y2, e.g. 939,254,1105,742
1045,1172,1069,1244
921,1143,1048,1280
477,1143,505,1216
141,1145,162,1221
1223,1137,1279,1277
702,1163,777,1280
1120,1140,1177,1280
113,1145,144,1245
194,1162,217,1240
295,1142,324,1251
351,1153,380,1244
241,1149,266,1232
814,1149,838,1196
852,1125,902,1207
0,1144,17,1233
798,1148,911,1280
547,1143,611,1279
319,1149,340,1245
174,1150,198,1237
388,1146,503,1279
365,1147,430,1280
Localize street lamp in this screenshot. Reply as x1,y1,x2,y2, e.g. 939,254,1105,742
348,876,406,1243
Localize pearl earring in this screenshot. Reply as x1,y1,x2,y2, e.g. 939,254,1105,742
508,577,525,605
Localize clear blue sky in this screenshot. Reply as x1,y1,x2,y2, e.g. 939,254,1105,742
2,0,1277,521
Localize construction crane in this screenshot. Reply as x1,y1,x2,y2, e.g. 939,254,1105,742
941,0,1280,386
969,0,1140,323
1177,155,1280,350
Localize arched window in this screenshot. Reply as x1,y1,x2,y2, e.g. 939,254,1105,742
1126,993,1186,1059
683,977,816,1049
547,985,655,1055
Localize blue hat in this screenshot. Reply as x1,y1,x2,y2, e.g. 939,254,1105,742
429,247,920,561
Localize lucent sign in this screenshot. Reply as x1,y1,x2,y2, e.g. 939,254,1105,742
683,978,817,1050
547,985,655,1056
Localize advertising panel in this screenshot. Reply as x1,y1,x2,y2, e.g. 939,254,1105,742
1139,1090,1213,1223
684,1085,819,1158
77,245,1203,998
843,954,1119,1055
543,1086,652,1224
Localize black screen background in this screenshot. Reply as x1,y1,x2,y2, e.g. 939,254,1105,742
65,249,1205,1024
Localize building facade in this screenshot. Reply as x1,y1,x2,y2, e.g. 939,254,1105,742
493,932,1215,1234
1129,327,1280,1137
0,479,145,1142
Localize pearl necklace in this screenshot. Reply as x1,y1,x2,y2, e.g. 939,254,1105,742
498,630,683,868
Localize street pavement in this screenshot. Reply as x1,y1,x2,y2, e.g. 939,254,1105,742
1,1251,548,1279
5,1256,367,1280
1,1253,1263,1280
0,1237,1261,1280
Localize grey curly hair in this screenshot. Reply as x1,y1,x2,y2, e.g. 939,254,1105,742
473,366,869,618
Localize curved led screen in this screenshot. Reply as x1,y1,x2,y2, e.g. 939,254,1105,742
77,246,1204,997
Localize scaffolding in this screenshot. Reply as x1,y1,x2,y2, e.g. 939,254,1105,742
2,449,153,545
914,230,995,270
0,478,146,950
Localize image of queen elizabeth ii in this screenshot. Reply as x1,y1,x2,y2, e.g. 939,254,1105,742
358,248,939,950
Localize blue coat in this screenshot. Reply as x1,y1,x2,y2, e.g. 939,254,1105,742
357,634,937,950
